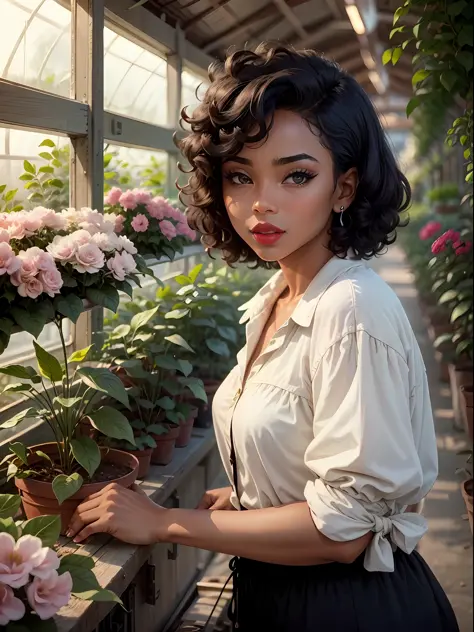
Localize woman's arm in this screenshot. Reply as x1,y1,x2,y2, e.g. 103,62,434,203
67,484,372,566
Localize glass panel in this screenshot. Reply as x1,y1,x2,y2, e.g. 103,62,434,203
104,26,168,126
0,126,70,212
181,68,209,115
0,0,71,96
104,144,168,197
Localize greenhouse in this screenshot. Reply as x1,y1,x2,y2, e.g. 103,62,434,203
0,1,472,631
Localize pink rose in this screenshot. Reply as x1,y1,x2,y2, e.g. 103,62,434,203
115,215,125,234
107,252,126,281
21,211,42,235
39,266,63,297
131,214,149,233
419,221,442,241
73,243,105,273
119,190,138,210
132,189,152,205
431,235,447,254
146,198,166,220
0,534,50,589
118,236,137,255
27,570,72,620
0,582,25,626
453,240,472,256
0,243,21,276
0,229,9,243
21,247,55,272
120,251,137,274
17,277,44,299
104,187,122,206
445,228,461,243
47,235,77,263
31,207,67,231
159,219,177,241
30,547,60,580
7,221,26,240
70,229,94,246
102,213,120,234
92,232,120,252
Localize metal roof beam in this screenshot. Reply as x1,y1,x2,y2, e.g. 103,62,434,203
271,0,307,39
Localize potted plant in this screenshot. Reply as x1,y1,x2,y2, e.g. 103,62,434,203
456,449,473,535
0,496,121,630
103,187,196,261
0,335,138,534
427,183,460,215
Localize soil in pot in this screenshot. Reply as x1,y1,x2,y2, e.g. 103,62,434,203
460,385,474,441
15,443,139,535
461,478,473,535
151,425,180,466
176,407,198,449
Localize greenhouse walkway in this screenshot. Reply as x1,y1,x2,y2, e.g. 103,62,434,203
370,246,473,632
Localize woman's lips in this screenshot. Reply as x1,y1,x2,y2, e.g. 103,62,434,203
251,232,285,246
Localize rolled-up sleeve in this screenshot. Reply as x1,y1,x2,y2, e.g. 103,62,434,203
304,330,431,572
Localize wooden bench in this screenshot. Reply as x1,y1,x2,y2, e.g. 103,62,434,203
55,427,222,632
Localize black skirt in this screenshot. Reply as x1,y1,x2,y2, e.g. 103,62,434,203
226,550,459,632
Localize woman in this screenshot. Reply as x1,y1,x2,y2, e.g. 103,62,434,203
68,44,459,631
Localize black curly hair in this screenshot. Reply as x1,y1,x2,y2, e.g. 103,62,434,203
177,42,410,267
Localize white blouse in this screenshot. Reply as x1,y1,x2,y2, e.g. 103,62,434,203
212,257,438,573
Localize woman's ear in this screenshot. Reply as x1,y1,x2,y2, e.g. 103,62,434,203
333,167,358,213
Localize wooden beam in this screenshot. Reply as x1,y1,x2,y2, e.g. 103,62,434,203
296,20,354,49
272,0,307,39
103,112,176,152
0,80,88,135
182,0,233,31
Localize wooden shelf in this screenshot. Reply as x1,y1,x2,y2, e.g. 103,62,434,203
55,427,216,632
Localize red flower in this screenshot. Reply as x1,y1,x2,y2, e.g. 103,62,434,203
419,221,442,240
431,235,447,254
453,240,472,256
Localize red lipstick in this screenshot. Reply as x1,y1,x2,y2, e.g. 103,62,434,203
250,222,285,246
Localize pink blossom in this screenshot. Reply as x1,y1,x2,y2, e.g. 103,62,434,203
419,220,442,241
120,251,137,274
73,243,105,274
107,252,126,281
0,229,9,244
453,240,472,256
119,190,138,210
70,229,95,246
176,221,196,241
21,212,42,235
132,189,152,205
61,208,80,226
21,247,56,272
31,207,67,231
47,235,77,263
0,534,50,589
118,236,137,255
17,277,44,299
102,213,120,234
115,215,125,234
30,547,60,580
0,243,21,276
92,231,120,252
39,266,63,297
131,214,149,233
159,219,177,241
7,221,26,240
146,198,166,220
431,235,447,254
444,228,461,243
0,582,25,626
104,187,123,206
27,570,72,620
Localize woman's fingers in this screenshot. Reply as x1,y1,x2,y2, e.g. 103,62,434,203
73,518,110,543
131,483,147,496
67,506,105,538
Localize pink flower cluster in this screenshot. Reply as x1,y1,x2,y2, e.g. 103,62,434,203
0,244,63,299
104,188,197,242
431,229,472,256
0,533,72,624
0,207,67,240
419,221,441,241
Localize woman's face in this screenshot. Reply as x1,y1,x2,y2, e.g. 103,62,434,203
221,110,356,263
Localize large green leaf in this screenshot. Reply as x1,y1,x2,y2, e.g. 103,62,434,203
71,437,101,478
217,326,238,344
52,473,84,505
88,406,135,445
439,290,460,305
1,382,32,395
54,397,82,408
156,396,175,411
0,407,37,429
0,517,20,538
54,294,84,323
21,515,61,547
78,367,130,408
65,565,100,592
130,306,159,333
154,355,181,371
73,589,123,606
0,364,40,382
86,286,120,313
59,553,95,574
10,442,28,465
33,341,63,382
165,309,190,320
178,359,193,377
179,377,207,403
206,338,230,357
0,494,21,519
68,345,93,363
188,264,203,284
11,307,47,338
164,334,194,353
451,301,471,323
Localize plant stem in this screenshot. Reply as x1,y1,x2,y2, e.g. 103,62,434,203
57,318,70,399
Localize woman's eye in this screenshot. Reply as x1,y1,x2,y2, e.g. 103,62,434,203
225,172,252,185
284,171,315,186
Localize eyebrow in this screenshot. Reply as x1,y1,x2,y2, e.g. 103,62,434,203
224,153,319,166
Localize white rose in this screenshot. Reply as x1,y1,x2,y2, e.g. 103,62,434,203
73,243,105,274
118,236,138,255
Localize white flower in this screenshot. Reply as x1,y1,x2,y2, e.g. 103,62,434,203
73,242,105,273
118,236,138,255
47,235,77,263
120,251,137,274
92,232,120,252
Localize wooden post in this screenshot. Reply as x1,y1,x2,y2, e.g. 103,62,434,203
166,25,184,200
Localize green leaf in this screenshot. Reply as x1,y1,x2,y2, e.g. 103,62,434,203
65,565,101,592
39,152,53,161
0,517,20,538
88,406,135,444
206,338,230,357
11,307,46,338
33,341,63,382
154,355,181,371
0,494,21,519
130,306,159,333
68,345,93,363
178,359,193,377
164,334,194,353
412,69,430,86
78,367,130,408
21,515,61,546
34,450,54,465
10,442,28,465
456,339,472,356
439,290,459,304
0,365,40,382
456,51,473,72
175,274,191,286
23,160,36,174
59,553,95,573
382,49,393,65
458,25,473,48
451,302,472,323
54,397,82,409
188,264,203,283
54,294,85,323
49,178,64,188
0,407,37,429
112,324,131,339
40,138,56,147
156,396,175,411
179,377,207,403
0,184,5,194
52,473,83,505
165,309,190,320
440,71,458,92
392,47,403,65
71,437,101,478
85,286,120,313
217,326,238,344
1,382,32,395
406,96,421,117
74,589,123,606
147,423,168,435
19,173,34,181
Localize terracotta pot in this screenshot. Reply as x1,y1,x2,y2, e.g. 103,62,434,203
460,385,474,441
449,364,473,431
150,425,180,466
124,448,152,479
176,408,198,448
434,202,458,215
434,350,450,383
461,479,473,535
195,379,222,429
15,443,139,536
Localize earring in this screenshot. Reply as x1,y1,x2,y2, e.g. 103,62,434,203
339,206,345,227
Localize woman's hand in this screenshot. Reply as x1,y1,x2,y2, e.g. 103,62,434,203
66,483,164,545
196,486,235,511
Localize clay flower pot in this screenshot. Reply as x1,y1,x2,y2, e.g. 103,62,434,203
123,448,153,479
151,425,180,466
15,443,139,535
449,364,473,431
176,407,198,449
460,385,474,441
461,478,473,535
194,379,221,429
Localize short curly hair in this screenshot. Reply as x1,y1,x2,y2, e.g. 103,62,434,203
177,43,410,267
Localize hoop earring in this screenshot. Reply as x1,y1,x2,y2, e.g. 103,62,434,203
339,206,345,227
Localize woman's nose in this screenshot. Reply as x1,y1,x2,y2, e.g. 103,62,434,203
252,199,278,215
